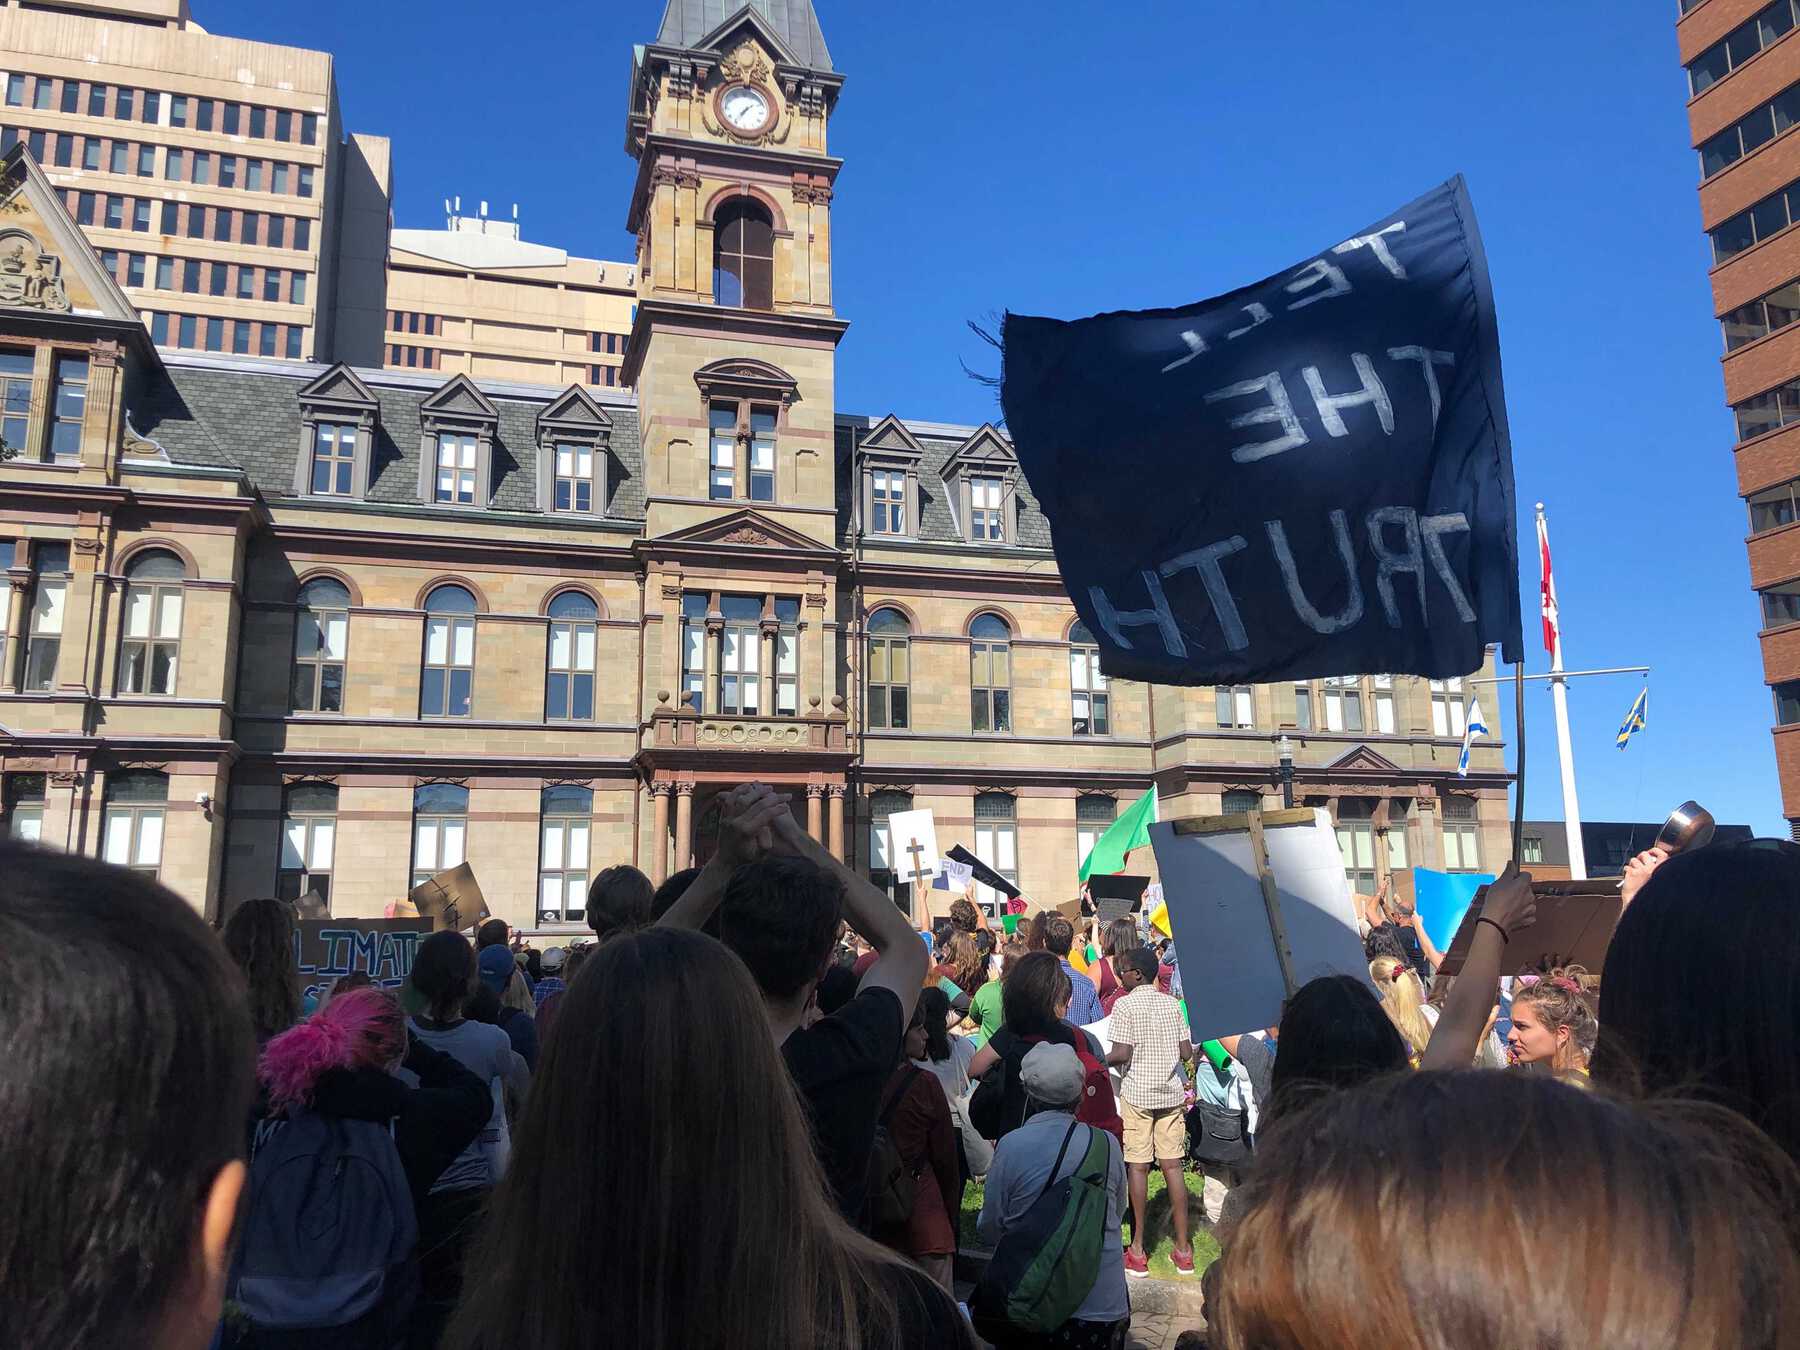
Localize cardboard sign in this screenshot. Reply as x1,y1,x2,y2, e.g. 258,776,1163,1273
886,809,941,882
407,862,491,932
1437,879,1621,977
1089,873,1150,921
1149,808,1371,1043
294,917,433,1004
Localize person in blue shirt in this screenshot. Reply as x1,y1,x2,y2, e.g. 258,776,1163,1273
1042,914,1104,1025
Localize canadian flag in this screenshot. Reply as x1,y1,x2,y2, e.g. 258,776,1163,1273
1538,511,1560,662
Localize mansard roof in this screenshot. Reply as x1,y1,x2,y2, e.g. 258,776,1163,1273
655,0,832,71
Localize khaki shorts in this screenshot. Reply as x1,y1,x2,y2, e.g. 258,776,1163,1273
1120,1098,1186,1165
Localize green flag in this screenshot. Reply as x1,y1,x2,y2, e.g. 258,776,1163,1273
1078,785,1157,882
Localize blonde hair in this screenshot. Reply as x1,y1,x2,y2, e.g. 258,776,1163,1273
1368,955,1432,1058
500,962,536,1017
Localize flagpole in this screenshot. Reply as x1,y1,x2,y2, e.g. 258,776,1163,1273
1539,503,1588,880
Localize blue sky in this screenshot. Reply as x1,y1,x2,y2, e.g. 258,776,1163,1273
229,0,1781,833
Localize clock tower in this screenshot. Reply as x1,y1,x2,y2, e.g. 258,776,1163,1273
622,1,847,546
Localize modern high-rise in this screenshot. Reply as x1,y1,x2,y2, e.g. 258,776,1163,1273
0,0,392,365
1679,0,1800,834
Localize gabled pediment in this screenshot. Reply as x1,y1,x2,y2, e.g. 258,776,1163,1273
693,357,799,404
297,363,377,412
695,9,799,67
655,508,829,552
942,423,1017,476
1327,745,1404,774
420,373,498,424
0,146,138,324
538,384,612,440
861,414,924,462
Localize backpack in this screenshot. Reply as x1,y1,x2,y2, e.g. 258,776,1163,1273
970,1031,1124,1143
971,1119,1113,1337
866,1070,921,1229
230,1110,418,1341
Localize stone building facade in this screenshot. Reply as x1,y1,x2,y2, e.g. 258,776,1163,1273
0,0,1511,927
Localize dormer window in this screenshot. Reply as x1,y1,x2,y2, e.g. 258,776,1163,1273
535,384,612,516
434,433,479,505
311,423,357,496
940,423,1019,546
970,475,1005,542
293,364,378,501
555,444,594,512
857,414,924,540
417,375,500,510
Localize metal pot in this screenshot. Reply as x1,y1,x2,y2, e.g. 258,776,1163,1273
1654,801,1716,855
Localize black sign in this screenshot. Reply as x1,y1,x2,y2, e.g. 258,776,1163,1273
1001,176,1523,685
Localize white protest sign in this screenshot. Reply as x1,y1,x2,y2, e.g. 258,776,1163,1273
1149,807,1373,1043
940,858,974,890
886,809,941,881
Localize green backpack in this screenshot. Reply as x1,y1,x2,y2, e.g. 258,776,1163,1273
972,1119,1113,1336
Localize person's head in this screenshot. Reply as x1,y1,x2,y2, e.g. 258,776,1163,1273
563,942,594,983
915,985,954,1063
1,842,255,1350
1268,975,1409,1121
1023,910,1051,951
476,918,509,950
974,927,996,959
477,942,516,997
901,996,931,1064
524,947,543,983
1368,954,1433,1058
1594,842,1800,1163
1002,950,1068,1038
319,969,374,1011
650,866,703,921
930,918,955,957
1020,1041,1085,1115
587,864,654,940
1508,975,1597,1073
465,981,501,1024
718,854,845,1016
220,897,299,1043
260,987,407,1114
944,930,984,991
814,963,859,1019
411,930,476,1023
1103,917,1138,959
446,928,947,1350
1120,946,1159,990
1041,913,1076,958
948,896,980,934
999,936,1028,971
539,945,566,978
1209,1071,1800,1350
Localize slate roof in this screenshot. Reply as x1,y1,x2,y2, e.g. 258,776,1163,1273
655,0,832,71
132,357,646,523
835,415,1054,550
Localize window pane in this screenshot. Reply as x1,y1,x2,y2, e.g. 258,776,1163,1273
135,812,163,865
1753,193,1791,244
323,613,348,660
546,671,568,718
451,619,474,667
282,819,306,868
440,819,466,868
550,622,572,669
448,668,472,715
415,820,437,870
103,810,133,863
421,667,444,715
125,587,154,638
319,665,344,712
572,673,593,720
425,617,449,665
156,589,182,638
574,626,596,670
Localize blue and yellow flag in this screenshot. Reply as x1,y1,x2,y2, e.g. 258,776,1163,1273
1616,686,1648,750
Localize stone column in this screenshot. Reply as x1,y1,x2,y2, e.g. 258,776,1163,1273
674,782,695,871
1,568,28,695
649,783,671,885
703,616,722,715
806,784,824,844
760,620,778,717
804,592,827,715
827,785,846,862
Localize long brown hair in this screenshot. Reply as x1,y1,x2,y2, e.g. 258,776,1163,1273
944,930,985,995
221,897,299,1042
446,928,969,1350
1211,1071,1800,1350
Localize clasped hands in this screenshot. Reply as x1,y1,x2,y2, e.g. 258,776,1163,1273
713,781,805,867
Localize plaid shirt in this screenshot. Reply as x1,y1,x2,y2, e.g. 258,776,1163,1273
1110,984,1188,1110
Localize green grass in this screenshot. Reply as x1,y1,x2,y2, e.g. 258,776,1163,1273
960,1165,1221,1279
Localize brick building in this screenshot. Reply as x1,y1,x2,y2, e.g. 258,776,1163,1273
0,0,1512,925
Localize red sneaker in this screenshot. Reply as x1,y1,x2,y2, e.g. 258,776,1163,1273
1124,1249,1149,1278
1170,1247,1197,1276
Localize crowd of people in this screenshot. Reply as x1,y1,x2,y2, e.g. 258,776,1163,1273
4,787,1799,1350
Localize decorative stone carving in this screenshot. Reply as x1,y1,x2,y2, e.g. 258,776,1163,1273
121,413,171,460
721,527,774,545
718,40,771,87
0,229,71,313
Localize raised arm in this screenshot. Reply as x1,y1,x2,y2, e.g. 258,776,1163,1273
1419,863,1537,1071
1408,909,1445,973
655,784,791,932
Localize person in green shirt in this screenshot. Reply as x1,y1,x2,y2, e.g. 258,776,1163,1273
968,936,1025,1047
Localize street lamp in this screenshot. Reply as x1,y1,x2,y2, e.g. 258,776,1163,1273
1278,734,1295,809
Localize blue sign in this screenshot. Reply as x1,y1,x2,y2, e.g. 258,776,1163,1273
1411,866,1494,953
1001,176,1523,685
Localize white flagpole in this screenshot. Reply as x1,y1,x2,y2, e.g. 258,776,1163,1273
1539,502,1587,880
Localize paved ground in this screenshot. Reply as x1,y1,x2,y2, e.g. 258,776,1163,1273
1124,1276,1207,1349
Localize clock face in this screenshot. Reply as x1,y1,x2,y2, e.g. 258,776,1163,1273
721,85,771,134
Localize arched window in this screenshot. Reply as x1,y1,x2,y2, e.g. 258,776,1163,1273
412,782,468,887
867,608,911,730
421,584,477,718
118,550,184,696
713,199,774,310
973,792,1018,914
969,614,1011,734
103,769,168,876
539,785,592,923
278,783,338,906
545,590,599,722
293,577,350,713
1069,621,1109,736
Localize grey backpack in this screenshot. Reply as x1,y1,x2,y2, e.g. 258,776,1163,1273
230,1111,418,1340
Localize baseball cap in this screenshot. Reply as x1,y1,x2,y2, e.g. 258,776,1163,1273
477,943,515,993
1020,1042,1085,1107
540,946,567,973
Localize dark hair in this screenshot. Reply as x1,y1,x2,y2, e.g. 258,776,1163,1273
1212,1071,1800,1350
1268,975,1408,1120
1103,917,1138,958
719,855,845,1001
948,897,981,934
446,929,959,1350
1002,950,1067,1038
651,867,703,920
588,864,654,939
916,985,954,1062
564,941,594,984
1594,843,1800,1163
1023,911,1051,952
466,981,502,1025
974,928,995,957
221,897,299,1042
815,963,859,1019
525,947,543,984
412,930,476,1022
1123,946,1159,984
0,842,255,1349
931,918,955,955
476,918,509,949
1042,914,1076,957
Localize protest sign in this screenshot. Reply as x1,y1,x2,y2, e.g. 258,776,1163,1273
1149,807,1372,1043
294,917,432,1004
886,809,941,882
1438,878,1620,977
1412,866,1494,953
932,857,975,892
946,844,1021,901
407,862,491,931
1001,176,1523,685
1089,873,1150,922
